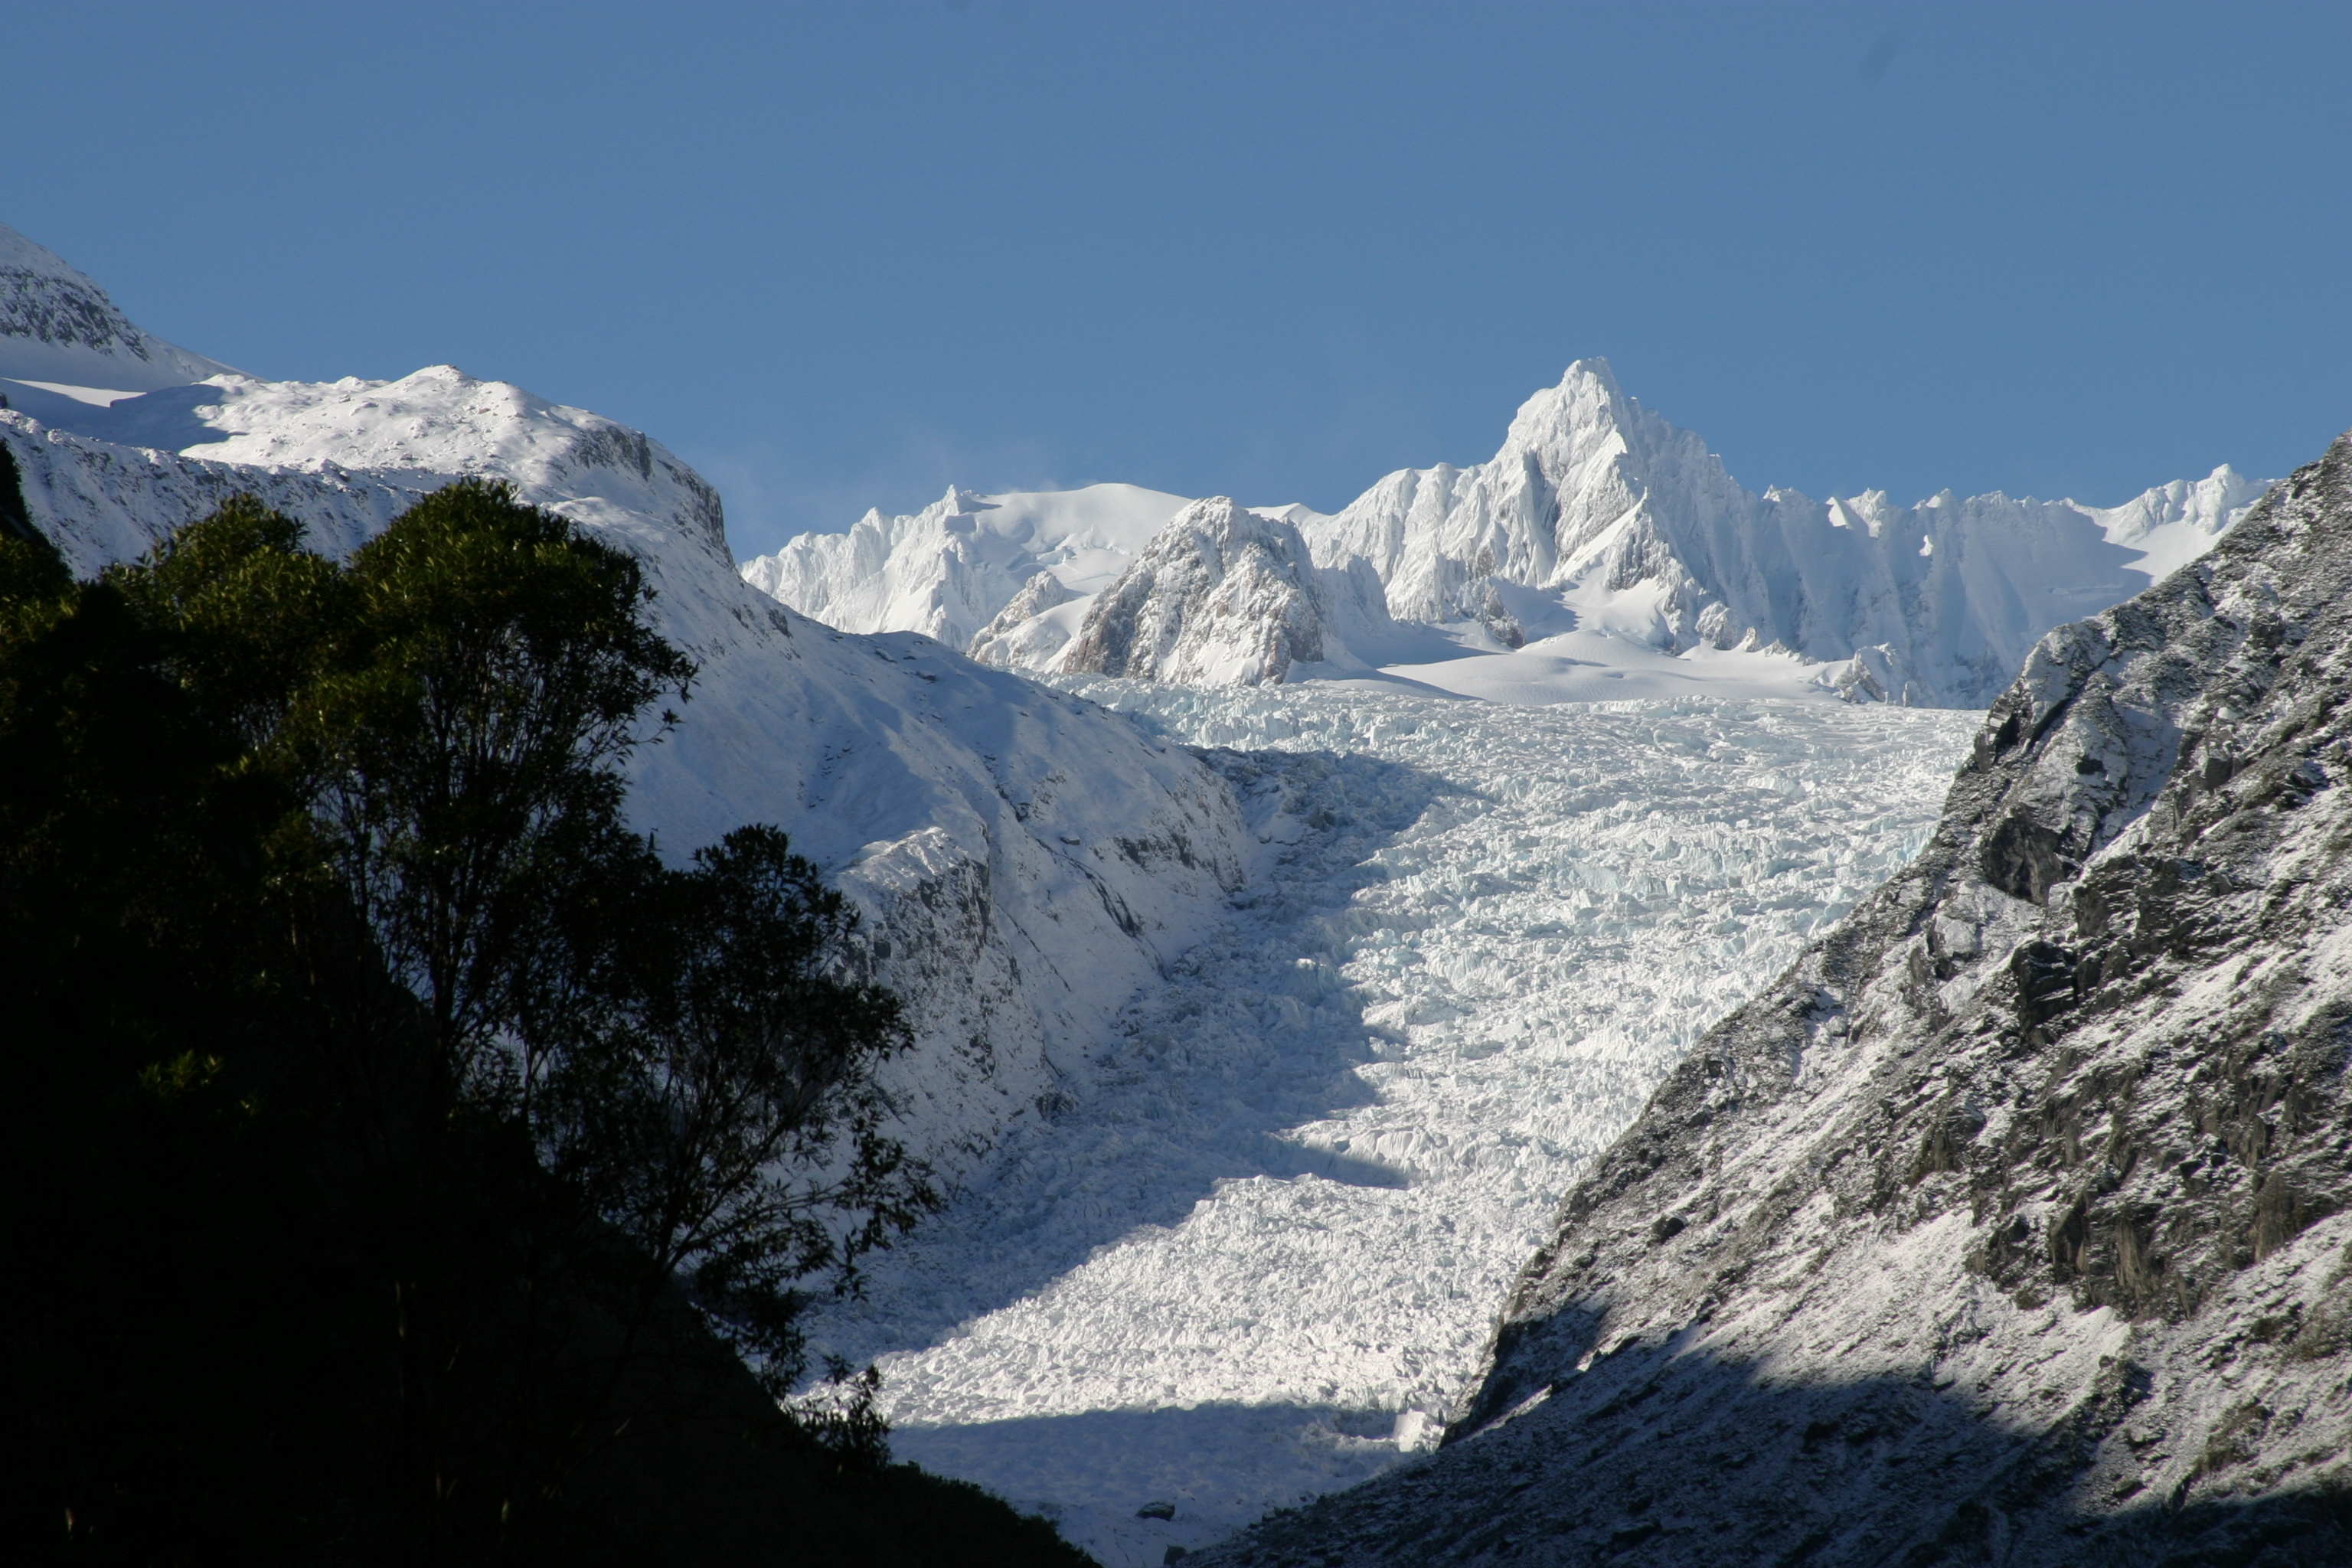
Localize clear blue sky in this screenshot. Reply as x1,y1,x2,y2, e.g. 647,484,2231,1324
6,2,2347,558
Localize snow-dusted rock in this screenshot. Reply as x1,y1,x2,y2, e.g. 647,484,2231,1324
1,222,234,397
1057,498,1370,688
1209,433,2352,1566
967,569,1083,670
1302,358,2274,708
0,229,1252,1187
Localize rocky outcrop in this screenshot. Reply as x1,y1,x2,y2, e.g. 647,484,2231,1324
1,221,236,391
967,569,1080,669
1059,498,1364,688
1205,435,2352,1565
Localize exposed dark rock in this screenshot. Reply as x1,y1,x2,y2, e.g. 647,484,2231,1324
1200,433,2352,1565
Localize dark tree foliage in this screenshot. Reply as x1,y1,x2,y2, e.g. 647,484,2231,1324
0,488,1063,1566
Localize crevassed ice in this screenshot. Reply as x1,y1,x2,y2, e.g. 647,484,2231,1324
812,685,1977,1567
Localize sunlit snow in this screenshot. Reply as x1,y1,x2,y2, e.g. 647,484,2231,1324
813,682,1978,1565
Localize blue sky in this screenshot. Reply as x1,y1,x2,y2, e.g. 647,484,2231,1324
6,2,2347,557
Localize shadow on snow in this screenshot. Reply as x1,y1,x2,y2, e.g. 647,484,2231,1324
1212,1302,2352,1567
818,746,1462,1363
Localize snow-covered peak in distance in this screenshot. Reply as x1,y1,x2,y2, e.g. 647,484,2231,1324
740,481,1199,652
2090,462,2274,579
0,221,236,399
745,358,2272,708
1297,357,2275,707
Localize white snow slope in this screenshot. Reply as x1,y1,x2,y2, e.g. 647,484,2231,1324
811,683,1978,1565
0,221,235,399
1,350,1250,1193
742,482,1197,652
748,361,2268,708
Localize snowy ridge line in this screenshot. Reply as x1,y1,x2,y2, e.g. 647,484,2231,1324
743,482,1200,653
808,678,1976,1566
743,360,2270,710
1296,358,2271,708
0,377,1251,1197
0,221,237,394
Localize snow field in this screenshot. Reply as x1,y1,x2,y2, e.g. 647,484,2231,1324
812,683,1979,1565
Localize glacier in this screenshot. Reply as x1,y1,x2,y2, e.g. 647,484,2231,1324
11,215,2311,1566
810,683,1978,1565
724,364,2278,1561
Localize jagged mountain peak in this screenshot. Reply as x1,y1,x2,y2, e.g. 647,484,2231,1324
0,220,237,393
741,351,2272,711
1494,355,1640,459
1290,365,2278,707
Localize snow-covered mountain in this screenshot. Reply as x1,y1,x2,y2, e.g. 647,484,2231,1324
742,482,1195,652
22,215,2334,1566
748,360,2269,706
1300,358,2269,707
1046,498,1397,687
1,222,235,398
0,230,1250,1189
1205,433,2352,1566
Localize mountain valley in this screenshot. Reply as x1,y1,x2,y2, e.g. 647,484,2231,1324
7,216,2346,1567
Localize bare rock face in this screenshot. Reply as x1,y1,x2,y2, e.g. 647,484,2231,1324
0,220,236,390
1059,498,1344,688
1205,438,2352,1564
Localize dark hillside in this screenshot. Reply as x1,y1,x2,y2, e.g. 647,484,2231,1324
0,488,1090,1568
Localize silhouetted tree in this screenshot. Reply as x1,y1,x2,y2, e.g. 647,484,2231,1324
5,486,955,1563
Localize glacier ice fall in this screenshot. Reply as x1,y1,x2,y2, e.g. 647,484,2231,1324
808,683,1978,1566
